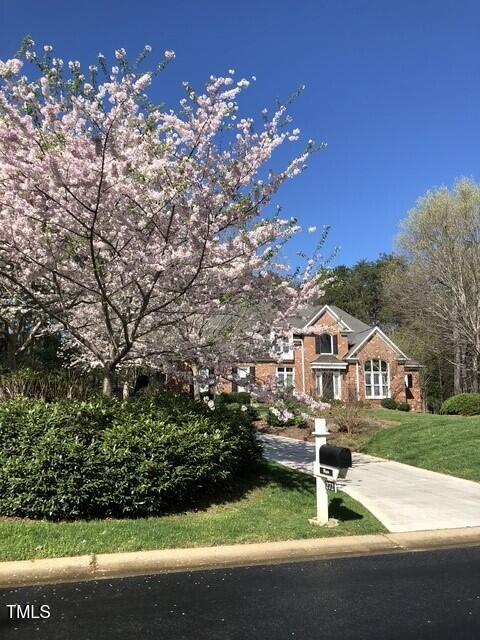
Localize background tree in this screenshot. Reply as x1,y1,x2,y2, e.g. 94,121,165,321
319,254,401,327
383,179,480,405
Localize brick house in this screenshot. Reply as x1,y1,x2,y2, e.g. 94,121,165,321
221,304,422,411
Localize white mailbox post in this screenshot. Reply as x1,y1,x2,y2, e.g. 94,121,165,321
311,417,330,526
310,417,352,527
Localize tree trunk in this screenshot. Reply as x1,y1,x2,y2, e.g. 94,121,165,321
460,343,467,393
472,344,479,393
6,329,17,371
102,368,115,396
453,334,461,395
190,363,200,401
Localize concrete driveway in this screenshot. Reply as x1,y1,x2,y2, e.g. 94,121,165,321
258,433,480,533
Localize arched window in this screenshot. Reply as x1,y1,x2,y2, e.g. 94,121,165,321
364,360,389,398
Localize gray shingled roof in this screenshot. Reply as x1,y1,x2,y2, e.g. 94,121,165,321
328,305,371,334
290,304,421,366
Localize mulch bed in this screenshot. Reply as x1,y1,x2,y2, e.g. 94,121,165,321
255,421,315,442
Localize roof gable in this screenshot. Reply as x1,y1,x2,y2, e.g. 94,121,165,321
346,326,408,359
303,305,354,332
291,304,412,363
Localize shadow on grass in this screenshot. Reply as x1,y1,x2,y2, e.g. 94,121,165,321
328,497,363,522
181,459,314,515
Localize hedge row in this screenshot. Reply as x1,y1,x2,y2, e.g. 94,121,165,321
0,395,261,521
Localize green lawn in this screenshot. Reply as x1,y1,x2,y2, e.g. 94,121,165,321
0,462,384,562
362,409,480,481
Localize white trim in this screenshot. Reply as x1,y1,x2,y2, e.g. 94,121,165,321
304,305,353,332
317,332,335,354
315,371,322,397
355,361,360,400
348,326,408,359
276,365,294,388
235,366,251,393
301,341,305,393
364,359,390,399
311,362,347,370
334,371,342,400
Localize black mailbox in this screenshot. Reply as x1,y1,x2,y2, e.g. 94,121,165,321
319,445,352,469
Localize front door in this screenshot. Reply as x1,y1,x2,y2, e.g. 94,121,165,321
315,370,341,401
321,371,334,400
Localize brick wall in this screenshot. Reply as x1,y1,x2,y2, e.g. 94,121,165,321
307,311,350,356
349,333,422,411
217,309,422,412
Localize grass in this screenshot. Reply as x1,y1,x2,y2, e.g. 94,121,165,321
362,408,480,481
0,461,384,562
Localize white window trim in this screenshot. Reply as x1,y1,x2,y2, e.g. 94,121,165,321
318,333,334,355
364,360,390,399
236,366,250,393
311,362,347,370
276,366,294,388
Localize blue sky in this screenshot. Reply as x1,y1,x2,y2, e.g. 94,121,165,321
1,0,479,267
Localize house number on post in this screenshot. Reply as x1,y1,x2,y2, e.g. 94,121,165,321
310,418,352,526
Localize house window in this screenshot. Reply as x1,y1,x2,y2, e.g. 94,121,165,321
232,366,254,392
364,360,389,398
316,333,338,355
405,374,413,389
236,366,250,393
277,366,294,389
198,367,213,394
275,337,294,361
320,333,333,353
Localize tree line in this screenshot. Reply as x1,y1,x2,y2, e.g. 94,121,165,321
320,179,480,411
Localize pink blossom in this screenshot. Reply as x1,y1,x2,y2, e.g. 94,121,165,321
0,59,23,76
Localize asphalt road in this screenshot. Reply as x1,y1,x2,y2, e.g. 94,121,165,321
1,547,479,639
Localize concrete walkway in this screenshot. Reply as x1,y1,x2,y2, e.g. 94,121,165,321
258,433,480,533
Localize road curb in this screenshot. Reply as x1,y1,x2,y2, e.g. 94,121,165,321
1,527,480,588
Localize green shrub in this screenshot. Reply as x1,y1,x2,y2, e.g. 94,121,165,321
266,408,293,427
0,394,260,520
220,391,251,405
0,367,101,401
440,393,480,416
380,398,399,410
227,402,259,421
397,402,411,412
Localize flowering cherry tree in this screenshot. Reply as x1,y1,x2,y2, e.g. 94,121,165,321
0,41,324,394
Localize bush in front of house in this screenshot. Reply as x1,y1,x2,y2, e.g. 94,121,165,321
266,406,308,428
220,391,252,405
266,406,296,427
440,393,480,416
227,402,259,421
397,402,411,412
330,401,367,434
380,398,399,410
0,394,261,521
